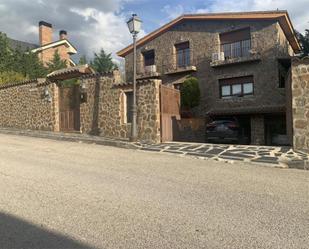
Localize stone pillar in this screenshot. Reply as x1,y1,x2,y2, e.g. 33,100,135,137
51,83,60,132
251,114,265,145
291,57,309,152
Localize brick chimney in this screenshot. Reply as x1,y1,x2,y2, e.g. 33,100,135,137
39,21,53,46
59,30,67,40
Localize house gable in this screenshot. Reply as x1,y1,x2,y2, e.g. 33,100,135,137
117,10,300,57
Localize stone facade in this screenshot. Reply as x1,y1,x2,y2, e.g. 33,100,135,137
123,18,295,145
290,57,309,152
251,115,265,145
0,80,58,131
80,73,161,143
136,79,161,143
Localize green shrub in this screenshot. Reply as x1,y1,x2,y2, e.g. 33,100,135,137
180,77,200,109
0,71,28,85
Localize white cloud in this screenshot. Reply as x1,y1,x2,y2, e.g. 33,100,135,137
196,0,309,32
159,4,186,26
0,0,141,63
161,4,185,20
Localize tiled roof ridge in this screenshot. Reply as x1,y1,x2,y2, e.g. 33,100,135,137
0,78,50,90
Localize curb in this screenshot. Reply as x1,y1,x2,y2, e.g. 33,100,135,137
0,128,140,150
0,128,308,170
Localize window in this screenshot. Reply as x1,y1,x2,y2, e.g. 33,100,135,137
125,91,133,123
220,28,251,59
175,41,190,68
219,76,254,99
143,50,155,66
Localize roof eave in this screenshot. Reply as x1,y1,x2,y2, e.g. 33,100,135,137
31,39,77,54
117,11,300,57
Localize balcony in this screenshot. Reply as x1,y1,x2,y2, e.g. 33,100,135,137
163,49,197,75
136,64,161,80
210,40,261,67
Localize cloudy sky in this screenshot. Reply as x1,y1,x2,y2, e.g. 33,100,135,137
0,0,308,63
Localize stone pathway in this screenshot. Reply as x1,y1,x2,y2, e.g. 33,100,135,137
139,142,309,169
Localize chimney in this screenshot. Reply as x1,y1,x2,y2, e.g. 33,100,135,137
39,21,53,46
59,30,67,40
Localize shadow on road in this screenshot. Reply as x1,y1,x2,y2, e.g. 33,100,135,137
0,212,93,249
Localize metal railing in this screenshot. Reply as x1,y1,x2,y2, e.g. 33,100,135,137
221,39,251,59
135,49,196,75
162,49,195,73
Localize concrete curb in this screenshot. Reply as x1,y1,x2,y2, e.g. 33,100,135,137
0,128,140,150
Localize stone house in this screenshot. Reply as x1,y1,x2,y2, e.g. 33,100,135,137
7,21,77,66
117,10,301,145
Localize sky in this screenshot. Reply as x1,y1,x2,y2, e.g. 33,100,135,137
0,0,308,63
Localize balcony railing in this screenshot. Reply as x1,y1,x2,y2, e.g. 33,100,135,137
221,39,251,60
162,49,196,74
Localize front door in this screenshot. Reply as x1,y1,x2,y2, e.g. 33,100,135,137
59,86,80,132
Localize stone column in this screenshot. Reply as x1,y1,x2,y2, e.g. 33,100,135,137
51,83,60,132
251,114,265,145
291,58,309,152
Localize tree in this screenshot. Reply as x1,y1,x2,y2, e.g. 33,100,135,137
90,49,118,73
46,50,67,73
0,33,47,83
0,33,14,72
180,77,200,109
298,29,309,57
78,55,88,65
13,48,47,78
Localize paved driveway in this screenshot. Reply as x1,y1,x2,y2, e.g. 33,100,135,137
0,134,308,249
140,142,309,168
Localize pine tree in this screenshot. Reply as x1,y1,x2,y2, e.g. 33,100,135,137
78,55,88,65
298,29,309,57
46,50,67,73
90,49,118,73
22,50,47,78
0,32,14,72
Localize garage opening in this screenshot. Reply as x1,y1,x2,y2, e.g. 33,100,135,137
206,115,251,145
264,114,289,146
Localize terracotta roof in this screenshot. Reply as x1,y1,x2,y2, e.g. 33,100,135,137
117,10,300,57
47,64,95,80
114,79,159,87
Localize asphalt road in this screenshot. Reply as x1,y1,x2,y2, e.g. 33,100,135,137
0,134,308,249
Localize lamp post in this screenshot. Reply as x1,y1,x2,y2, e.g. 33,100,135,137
127,14,142,142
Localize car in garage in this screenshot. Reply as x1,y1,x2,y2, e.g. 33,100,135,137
206,117,245,144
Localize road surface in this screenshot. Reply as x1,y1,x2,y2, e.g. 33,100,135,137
0,134,308,249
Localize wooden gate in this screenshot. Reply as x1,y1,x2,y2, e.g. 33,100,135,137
160,85,181,142
59,86,80,132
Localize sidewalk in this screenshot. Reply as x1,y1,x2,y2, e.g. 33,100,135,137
0,127,308,170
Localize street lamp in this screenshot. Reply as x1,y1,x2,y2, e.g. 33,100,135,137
127,14,142,142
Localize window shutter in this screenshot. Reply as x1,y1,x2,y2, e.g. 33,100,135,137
220,28,251,44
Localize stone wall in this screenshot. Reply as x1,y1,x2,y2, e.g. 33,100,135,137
0,79,58,131
80,73,161,143
136,79,161,143
251,115,265,145
291,57,309,152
